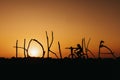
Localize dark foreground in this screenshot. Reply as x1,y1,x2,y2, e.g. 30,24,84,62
0,57,120,65
0,57,120,79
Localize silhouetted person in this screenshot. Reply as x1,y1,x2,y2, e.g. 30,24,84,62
75,44,83,58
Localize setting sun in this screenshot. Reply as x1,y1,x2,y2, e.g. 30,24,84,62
29,47,39,57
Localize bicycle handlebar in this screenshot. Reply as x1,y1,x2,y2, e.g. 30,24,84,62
65,47,77,49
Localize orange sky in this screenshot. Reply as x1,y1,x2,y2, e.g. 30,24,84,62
0,0,120,58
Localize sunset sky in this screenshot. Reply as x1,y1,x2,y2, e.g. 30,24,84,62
0,0,120,58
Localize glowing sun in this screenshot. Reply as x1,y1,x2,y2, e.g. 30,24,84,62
29,47,40,57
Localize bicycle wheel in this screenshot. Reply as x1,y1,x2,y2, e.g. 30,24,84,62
68,54,77,59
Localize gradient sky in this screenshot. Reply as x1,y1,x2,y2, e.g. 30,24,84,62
0,0,120,58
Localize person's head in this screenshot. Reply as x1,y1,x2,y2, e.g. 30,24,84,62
77,44,81,48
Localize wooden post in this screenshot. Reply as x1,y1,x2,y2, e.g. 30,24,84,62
82,38,84,52
24,39,26,58
16,40,18,58
46,31,49,58
58,41,62,59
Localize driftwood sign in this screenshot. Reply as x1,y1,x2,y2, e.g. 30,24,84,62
14,31,116,59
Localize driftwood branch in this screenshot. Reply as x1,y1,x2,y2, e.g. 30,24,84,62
14,39,45,58
46,31,58,58
46,31,49,58
16,40,18,58
24,39,26,57
58,41,62,59
98,40,116,59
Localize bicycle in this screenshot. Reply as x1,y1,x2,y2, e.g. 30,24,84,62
65,46,87,59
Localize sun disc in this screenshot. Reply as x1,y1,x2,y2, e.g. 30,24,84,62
29,47,39,57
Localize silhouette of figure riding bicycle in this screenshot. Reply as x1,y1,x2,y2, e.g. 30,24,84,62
65,38,95,59
65,44,84,59
66,43,89,59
